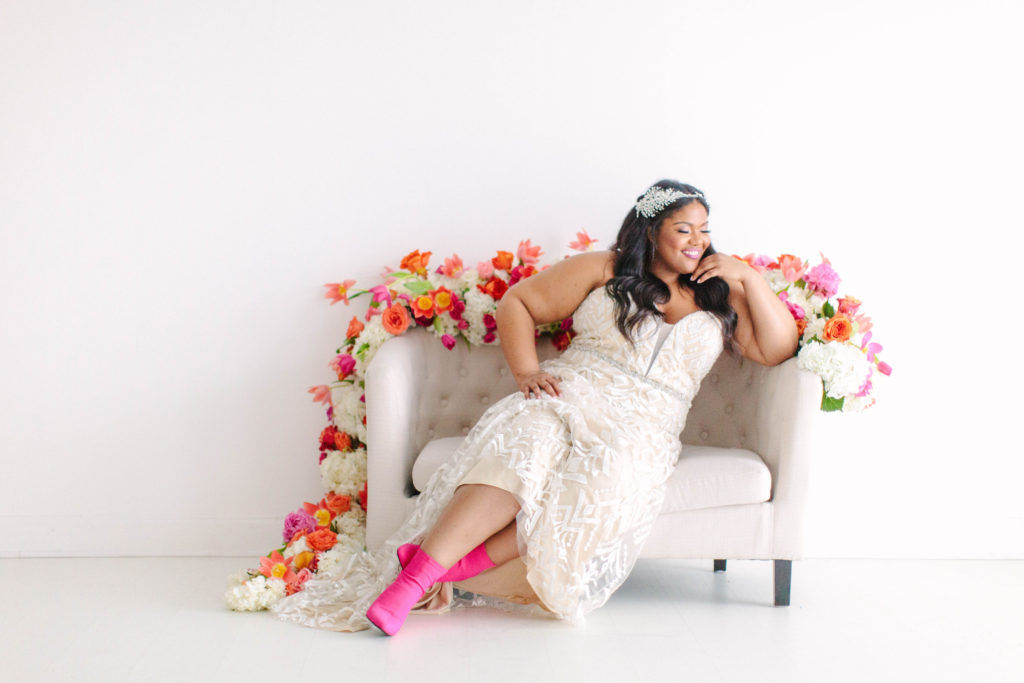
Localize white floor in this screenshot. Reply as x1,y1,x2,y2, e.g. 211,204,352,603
1,557,1021,683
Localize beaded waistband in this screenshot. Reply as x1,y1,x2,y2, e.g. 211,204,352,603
562,343,688,403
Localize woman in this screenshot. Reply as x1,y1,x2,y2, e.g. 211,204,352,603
274,180,798,634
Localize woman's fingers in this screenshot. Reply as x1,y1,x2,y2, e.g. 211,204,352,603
520,373,561,399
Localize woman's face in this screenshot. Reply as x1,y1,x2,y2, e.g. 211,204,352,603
650,202,711,277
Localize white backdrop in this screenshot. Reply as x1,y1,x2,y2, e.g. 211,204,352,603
2,0,1022,558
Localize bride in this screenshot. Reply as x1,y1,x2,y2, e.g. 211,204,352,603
273,180,798,635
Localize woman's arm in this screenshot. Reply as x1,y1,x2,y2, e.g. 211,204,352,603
691,254,799,366
495,250,614,397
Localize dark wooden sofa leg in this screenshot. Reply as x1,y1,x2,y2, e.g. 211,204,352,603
773,559,792,606
713,559,727,572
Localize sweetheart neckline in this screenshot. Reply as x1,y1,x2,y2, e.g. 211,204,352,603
585,283,713,329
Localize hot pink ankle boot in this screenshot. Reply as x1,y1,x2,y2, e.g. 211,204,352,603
366,547,448,635
397,542,497,583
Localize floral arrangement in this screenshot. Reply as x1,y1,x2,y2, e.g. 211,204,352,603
226,238,887,611
738,252,891,412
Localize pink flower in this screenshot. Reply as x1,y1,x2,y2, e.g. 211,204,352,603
328,354,356,380
483,331,496,343
476,260,494,279
737,253,774,273
368,284,393,308
803,253,841,298
560,316,573,331
378,266,398,287
837,296,862,317
569,230,598,252
517,239,542,266
283,511,317,542
856,366,874,397
449,297,465,321
441,334,456,350
439,254,464,277
482,313,497,330
777,254,806,283
877,361,892,376
778,291,805,320
859,331,883,362
854,313,873,334
307,385,331,406
323,280,356,306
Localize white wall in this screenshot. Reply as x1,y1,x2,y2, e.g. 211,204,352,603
2,0,1021,558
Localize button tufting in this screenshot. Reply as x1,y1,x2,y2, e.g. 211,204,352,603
440,398,449,408
458,367,468,377
700,430,709,440
709,373,719,383
481,396,490,404
461,426,470,435
499,367,508,376
427,428,435,437
724,404,734,414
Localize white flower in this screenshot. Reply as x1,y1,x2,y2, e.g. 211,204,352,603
843,395,874,412
802,317,826,345
797,341,871,399
320,448,368,498
283,536,310,559
224,573,287,611
316,544,363,577
331,383,366,440
462,288,499,345
763,270,790,293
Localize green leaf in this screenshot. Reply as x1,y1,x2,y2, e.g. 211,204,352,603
822,301,835,318
432,317,444,333
404,280,432,295
821,395,845,412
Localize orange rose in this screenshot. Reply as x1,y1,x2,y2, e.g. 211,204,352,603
400,250,432,275
477,276,509,300
491,250,514,271
346,315,364,340
822,314,853,342
381,303,411,335
306,528,338,552
334,431,352,452
796,318,808,336
325,492,351,516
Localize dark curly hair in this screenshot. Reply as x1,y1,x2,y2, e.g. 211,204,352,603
606,179,738,354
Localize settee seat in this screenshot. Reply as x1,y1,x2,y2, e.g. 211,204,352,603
410,436,772,514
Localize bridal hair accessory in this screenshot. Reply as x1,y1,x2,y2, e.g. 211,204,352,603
635,186,705,218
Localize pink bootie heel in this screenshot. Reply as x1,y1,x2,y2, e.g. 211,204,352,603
397,541,497,583
366,547,448,635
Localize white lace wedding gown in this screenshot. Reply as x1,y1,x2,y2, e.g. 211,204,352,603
273,283,724,631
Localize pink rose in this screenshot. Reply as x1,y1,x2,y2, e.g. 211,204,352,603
476,260,494,279
441,334,456,350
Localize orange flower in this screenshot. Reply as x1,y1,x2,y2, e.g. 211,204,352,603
381,303,411,335
306,528,338,552
837,296,862,316
777,254,805,282
334,431,352,451
477,276,509,300
440,253,464,277
823,314,853,342
346,315,364,340
323,280,356,305
258,550,297,583
307,385,331,406
325,492,351,516
796,318,808,336
303,499,336,527
292,551,315,571
432,286,454,314
491,250,514,271
400,250,432,276
411,294,435,319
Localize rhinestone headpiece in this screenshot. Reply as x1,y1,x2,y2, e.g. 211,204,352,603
634,186,705,218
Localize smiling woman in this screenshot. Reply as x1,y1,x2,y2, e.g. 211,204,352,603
273,179,800,635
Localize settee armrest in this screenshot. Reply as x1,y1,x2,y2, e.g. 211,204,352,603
747,356,822,558
364,332,428,550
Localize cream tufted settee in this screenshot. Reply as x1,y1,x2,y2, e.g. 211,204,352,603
364,328,822,606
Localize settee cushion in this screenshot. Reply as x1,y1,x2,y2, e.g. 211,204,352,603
410,437,771,513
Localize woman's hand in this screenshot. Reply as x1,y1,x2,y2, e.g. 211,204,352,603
689,253,752,285
515,371,562,399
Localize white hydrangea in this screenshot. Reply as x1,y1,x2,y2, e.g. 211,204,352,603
320,448,368,498
351,317,390,376
333,508,367,548
843,395,874,413
462,287,499,346
802,316,826,345
457,268,483,290
797,341,871,399
283,536,310,559
331,382,366,440
224,573,287,611
762,269,790,292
